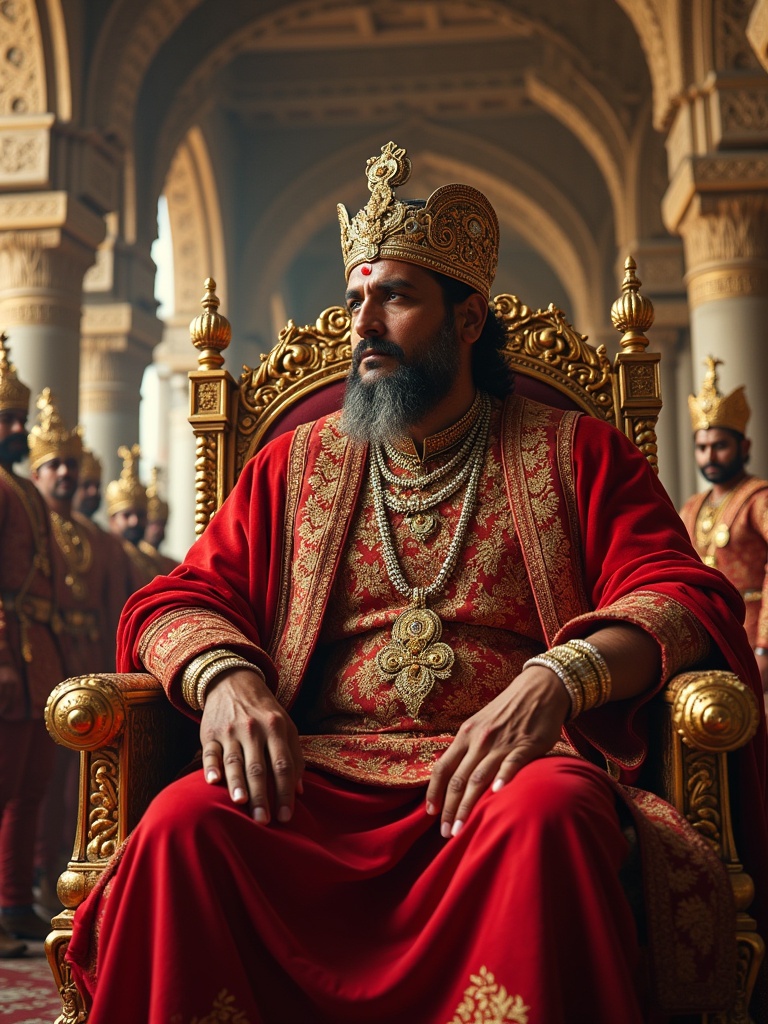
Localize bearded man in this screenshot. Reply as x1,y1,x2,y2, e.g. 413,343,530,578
680,357,768,703
67,143,768,1023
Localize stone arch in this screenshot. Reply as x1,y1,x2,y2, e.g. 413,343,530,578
243,127,603,342
613,0,683,130
163,125,227,323
38,0,72,119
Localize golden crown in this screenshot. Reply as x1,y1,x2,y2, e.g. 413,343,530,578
337,141,499,298
688,356,750,435
28,388,83,471
0,332,31,413
105,444,147,517
79,446,103,482
146,466,169,523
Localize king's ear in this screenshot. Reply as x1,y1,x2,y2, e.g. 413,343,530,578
456,293,488,346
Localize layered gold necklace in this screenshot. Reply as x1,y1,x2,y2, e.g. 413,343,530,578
50,511,92,599
371,391,491,718
695,489,734,567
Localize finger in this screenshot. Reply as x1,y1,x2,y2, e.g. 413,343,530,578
438,750,496,839
491,745,538,792
425,743,466,818
263,720,302,822
220,741,254,810
201,741,224,784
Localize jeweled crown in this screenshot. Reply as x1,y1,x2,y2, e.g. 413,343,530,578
105,444,147,516
338,141,499,297
146,466,169,523
688,356,750,435
0,332,31,413
28,388,83,471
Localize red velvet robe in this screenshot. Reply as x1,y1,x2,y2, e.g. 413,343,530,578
68,396,768,1023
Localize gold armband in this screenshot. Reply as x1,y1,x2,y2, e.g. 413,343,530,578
181,648,260,711
523,639,611,720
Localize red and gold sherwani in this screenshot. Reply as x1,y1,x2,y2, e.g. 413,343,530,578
0,467,62,908
680,475,768,648
68,397,768,1024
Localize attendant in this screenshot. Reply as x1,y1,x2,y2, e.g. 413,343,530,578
105,445,158,588
0,336,63,953
140,466,180,574
680,356,768,709
73,446,104,521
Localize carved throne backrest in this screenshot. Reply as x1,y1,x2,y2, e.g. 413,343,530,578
189,258,660,536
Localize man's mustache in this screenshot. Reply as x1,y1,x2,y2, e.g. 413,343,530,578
352,337,405,370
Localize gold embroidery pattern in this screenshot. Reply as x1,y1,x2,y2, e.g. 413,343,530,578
273,415,365,706
170,989,249,1024
561,591,710,683
501,398,586,642
449,966,529,1024
268,420,312,657
139,608,264,686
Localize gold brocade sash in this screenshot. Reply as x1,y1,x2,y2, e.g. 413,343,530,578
269,397,589,709
500,397,588,643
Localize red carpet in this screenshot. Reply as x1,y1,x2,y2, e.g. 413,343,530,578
0,944,61,1023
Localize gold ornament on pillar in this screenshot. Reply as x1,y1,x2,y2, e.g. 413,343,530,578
28,388,83,471
105,444,147,516
688,356,751,435
0,332,31,412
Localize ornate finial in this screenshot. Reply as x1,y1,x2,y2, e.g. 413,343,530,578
146,465,169,523
189,278,232,370
105,443,147,516
28,387,83,470
688,356,750,434
337,141,499,297
0,331,31,413
610,256,655,353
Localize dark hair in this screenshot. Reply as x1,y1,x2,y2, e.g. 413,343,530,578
432,271,514,398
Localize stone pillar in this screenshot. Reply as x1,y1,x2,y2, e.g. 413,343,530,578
664,184,768,480
0,198,105,425
164,372,196,561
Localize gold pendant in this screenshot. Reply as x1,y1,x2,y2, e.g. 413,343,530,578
376,605,454,719
713,523,730,548
700,515,714,533
407,511,439,541
703,553,717,567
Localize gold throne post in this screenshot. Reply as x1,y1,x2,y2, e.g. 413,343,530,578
44,264,763,1023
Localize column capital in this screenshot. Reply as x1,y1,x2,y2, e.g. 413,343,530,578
662,153,768,235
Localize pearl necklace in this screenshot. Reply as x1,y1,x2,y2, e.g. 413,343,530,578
371,392,491,718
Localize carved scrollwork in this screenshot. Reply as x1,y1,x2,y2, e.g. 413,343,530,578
493,293,615,420
45,675,126,751
670,670,759,752
235,306,353,470
683,748,722,851
86,746,119,861
194,432,218,535
50,934,86,1024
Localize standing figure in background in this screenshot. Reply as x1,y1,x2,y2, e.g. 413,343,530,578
680,356,768,706
0,337,63,954
29,390,134,911
105,445,158,588
73,446,104,521
140,467,179,574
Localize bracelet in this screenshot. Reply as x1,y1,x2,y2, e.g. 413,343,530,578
195,656,257,710
181,648,256,711
523,639,612,720
755,647,768,657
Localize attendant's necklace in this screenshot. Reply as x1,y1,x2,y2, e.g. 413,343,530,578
695,488,735,567
371,391,491,718
50,511,92,599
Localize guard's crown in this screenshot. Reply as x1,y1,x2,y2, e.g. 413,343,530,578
146,466,169,523
0,332,31,413
338,141,499,298
28,388,83,471
688,356,750,435
79,446,102,483
105,444,147,517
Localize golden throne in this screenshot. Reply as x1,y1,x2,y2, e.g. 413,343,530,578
44,263,763,1023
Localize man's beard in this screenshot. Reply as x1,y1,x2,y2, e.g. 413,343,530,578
0,433,29,465
340,316,460,444
123,524,145,545
701,453,746,485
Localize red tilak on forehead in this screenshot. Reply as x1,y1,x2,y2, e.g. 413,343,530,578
360,263,372,276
